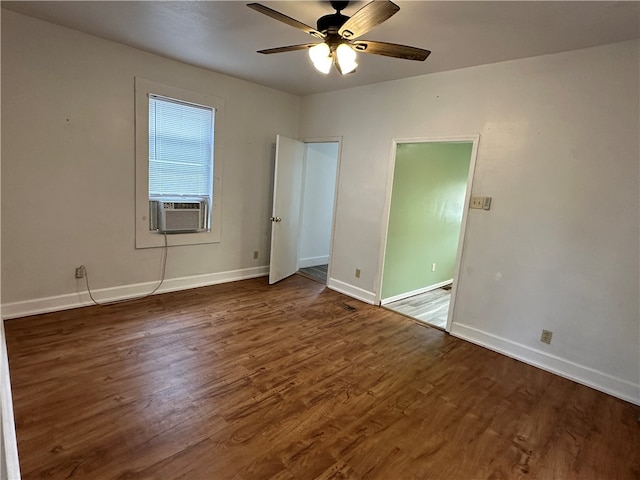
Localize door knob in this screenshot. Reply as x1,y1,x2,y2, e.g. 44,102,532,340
270,216,282,223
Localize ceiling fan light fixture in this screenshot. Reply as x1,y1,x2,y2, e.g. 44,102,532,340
308,42,332,74
251,1,430,76
336,43,357,75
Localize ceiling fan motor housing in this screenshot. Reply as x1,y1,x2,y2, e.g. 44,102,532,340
330,1,350,12
317,12,349,34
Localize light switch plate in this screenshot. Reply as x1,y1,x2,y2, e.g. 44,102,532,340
470,196,492,210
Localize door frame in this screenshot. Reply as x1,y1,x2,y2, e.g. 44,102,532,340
376,134,480,332
298,136,343,285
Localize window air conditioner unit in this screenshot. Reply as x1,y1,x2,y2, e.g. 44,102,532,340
149,198,209,234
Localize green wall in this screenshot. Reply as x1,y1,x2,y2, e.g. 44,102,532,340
382,142,472,300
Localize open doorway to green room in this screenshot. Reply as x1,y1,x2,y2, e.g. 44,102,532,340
378,136,479,331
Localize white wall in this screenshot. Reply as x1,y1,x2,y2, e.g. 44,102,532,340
299,40,640,404
1,10,300,315
298,142,338,268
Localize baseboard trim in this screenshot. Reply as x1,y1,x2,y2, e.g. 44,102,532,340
380,279,453,305
2,266,269,320
327,278,376,305
298,256,329,268
450,322,640,406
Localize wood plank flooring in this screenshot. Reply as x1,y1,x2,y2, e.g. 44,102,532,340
4,275,640,479
384,288,451,329
297,264,328,284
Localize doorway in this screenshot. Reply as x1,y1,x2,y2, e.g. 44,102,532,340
379,137,478,331
269,135,340,285
296,141,339,284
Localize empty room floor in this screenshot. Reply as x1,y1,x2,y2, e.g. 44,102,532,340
384,287,451,329
297,264,328,284
4,276,639,479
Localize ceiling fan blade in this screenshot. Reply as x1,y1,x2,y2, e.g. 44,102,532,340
352,40,431,61
257,43,318,54
247,3,325,39
339,0,400,40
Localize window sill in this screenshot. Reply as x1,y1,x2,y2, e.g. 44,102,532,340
135,228,221,249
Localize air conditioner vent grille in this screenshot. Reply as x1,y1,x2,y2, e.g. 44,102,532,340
150,197,209,234
164,210,201,232
163,202,201,210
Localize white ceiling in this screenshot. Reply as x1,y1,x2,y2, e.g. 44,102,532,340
3,1,639,96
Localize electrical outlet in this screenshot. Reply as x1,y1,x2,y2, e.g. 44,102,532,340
470,196,484,209
355,268,361,278
540,329,553,344
253,251,259,259
431,263,436,272
470,196,493,210
75,265,86,279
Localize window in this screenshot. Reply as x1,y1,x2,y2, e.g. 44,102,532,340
135,78,224,248
148,95,214,202
148,96,213,233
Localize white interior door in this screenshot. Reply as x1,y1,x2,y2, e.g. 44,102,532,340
269,134,305,284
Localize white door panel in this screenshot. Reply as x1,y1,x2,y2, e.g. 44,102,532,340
269,134,305,284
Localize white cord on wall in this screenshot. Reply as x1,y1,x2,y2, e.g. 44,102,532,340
81,233,169,306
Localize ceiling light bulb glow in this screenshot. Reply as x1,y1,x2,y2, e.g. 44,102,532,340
309,43,332,73
314,56,332,74
336,43,357,75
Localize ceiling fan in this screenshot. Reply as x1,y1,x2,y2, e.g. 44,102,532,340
247,0,431,75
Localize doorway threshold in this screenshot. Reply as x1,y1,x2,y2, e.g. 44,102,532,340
383,287,451,330
296,264,328,285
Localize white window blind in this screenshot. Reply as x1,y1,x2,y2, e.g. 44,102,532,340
149,95,214,199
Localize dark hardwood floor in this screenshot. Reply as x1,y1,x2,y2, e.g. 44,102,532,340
4,275,639,479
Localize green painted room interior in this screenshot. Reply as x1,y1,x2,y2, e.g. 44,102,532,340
382,142,472,300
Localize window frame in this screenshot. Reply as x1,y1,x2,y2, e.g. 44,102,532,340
135,77,224,249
